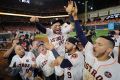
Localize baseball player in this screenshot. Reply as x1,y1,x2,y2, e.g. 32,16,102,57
30,18,73,57
30,2,75,79
45,37,84,80
36,41,56,80
30,41,40,58
30,17,73,80
9,45,36,80
50,1,120,80
112,30,120,61
63,37,84,80
72,2,120,80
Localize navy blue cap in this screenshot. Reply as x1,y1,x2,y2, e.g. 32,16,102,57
51,19,64,25
67,37,79,45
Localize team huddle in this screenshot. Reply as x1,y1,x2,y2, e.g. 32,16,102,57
4,0,120,80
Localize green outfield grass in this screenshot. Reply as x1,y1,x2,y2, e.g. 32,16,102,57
96,30,109,37
92,30,109,42
35,34,47,38
69,29,109,37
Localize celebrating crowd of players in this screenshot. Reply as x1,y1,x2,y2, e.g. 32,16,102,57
3,0,120,80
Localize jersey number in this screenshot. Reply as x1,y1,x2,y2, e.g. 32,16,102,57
26,69,29,73
67,72,72,78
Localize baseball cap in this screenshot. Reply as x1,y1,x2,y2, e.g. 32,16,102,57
66,37,79,45
38,41,44,46
51,19,64,25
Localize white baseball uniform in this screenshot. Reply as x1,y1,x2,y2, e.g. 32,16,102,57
46,23,72,57
83,42,120,80
112,36,120,61
9,51,36,80
36,50,55,77
54,65,64,76
64,51,84,80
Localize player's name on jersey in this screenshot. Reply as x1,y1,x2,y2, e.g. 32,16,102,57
84,61,103,80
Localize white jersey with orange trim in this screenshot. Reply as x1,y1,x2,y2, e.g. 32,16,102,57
64,51,84,80
46,23,72,57
83,42,120,80
9,52,36,80
36,50,55,77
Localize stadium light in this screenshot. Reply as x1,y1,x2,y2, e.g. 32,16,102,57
85,1,88,25
0,12,69,18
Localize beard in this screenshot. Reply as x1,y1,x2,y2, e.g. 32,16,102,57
65,48,72,55
65,48,69,53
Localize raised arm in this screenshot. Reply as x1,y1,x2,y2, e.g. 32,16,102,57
74,20,88,47
3,46,15,58
30,17,47,34
64,1,75,32
72,2,88,47
3,39,18,58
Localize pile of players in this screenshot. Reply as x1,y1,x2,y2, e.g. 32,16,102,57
4,0,120,80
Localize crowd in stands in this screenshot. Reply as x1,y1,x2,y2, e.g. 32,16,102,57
86,15,120,26
0,25,37,33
